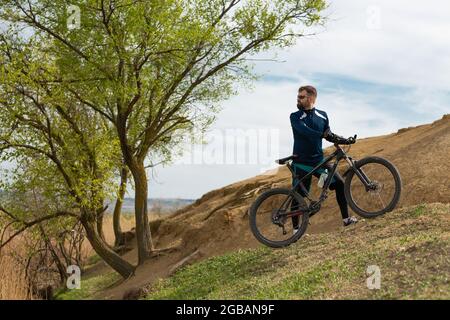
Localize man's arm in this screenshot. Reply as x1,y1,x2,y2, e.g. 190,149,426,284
290,113,323,139
323,113,330,133
323,128,355,144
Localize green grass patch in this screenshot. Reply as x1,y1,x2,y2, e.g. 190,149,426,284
85,254,102,266
146,247,285,300
143,203,449,300
410,204,427,217
54,271,120,300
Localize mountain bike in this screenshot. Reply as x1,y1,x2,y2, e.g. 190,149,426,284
249,135,402,248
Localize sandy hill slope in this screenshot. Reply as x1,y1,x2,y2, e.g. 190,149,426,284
152,114,450,257
59,114,449,299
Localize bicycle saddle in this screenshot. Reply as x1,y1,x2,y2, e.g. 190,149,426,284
275,154,298,165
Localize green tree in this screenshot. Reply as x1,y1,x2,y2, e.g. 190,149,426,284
0,0,328,264
0,32,135,277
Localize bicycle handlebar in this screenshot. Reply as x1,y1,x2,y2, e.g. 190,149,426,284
348,134,357,144
334,134,357,146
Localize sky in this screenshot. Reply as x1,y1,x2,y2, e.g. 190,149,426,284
1,1,449,200
146,0,450,199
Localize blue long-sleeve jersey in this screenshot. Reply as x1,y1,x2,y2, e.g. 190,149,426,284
290,107,330,165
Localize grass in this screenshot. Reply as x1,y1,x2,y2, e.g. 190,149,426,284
410,204,427,217
85,254,102,266
0,241,32,300
54,271,120,300
0,214,135,300
0,210,172,300
144,203,450,300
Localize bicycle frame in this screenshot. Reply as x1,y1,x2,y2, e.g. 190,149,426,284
285,144,373,213
251,141,401,247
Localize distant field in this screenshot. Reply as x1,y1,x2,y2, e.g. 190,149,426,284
104,198,195,215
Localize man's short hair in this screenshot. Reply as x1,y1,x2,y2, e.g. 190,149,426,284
299,85,317,97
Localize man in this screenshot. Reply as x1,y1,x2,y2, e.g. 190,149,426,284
290,85,358,233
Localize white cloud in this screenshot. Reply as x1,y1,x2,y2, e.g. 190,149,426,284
254,0,450,90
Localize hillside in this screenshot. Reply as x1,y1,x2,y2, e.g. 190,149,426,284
56,114,450,299
143,203,449,299
58,203,450,299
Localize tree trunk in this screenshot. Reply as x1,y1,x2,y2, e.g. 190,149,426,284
130,162,153,265
38,225,67,285
113,167,128,247
80,212,135,278
116,115,153,265
96,210,106,242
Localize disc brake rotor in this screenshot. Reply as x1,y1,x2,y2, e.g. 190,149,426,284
368,181,383,195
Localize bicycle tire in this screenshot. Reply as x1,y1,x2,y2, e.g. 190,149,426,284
344,156,402,218
249,188,309,248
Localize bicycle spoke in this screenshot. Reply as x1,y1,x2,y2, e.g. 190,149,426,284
349,162,397,215
253,192,306,244
377,193,385,209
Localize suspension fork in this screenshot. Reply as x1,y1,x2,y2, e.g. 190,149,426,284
343,154,373,189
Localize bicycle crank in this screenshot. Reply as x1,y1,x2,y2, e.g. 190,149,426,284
308,201,321,217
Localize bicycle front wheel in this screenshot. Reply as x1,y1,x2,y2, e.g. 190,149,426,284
249,188,309,248
344,156,402,218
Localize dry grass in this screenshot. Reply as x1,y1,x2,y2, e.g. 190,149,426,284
0,242,33,300
0,214,135,300
0,211,168,299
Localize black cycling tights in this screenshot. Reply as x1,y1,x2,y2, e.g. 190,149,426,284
291,163,349,229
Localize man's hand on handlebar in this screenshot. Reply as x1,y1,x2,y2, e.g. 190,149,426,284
346,135,357,144
323,128,357,145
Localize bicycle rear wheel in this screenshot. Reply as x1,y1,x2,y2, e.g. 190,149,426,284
249,188,309,248
344,156,402,218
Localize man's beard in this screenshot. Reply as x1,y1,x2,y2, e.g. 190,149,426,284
297,102,303,110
